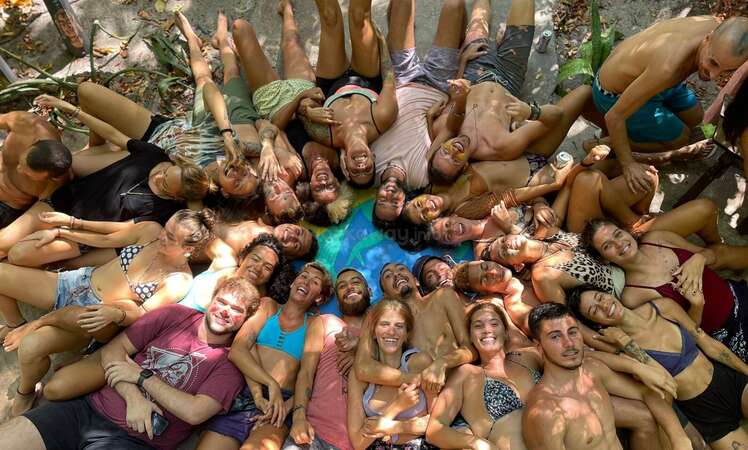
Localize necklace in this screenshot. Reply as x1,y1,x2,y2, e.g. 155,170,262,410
120,178,152,198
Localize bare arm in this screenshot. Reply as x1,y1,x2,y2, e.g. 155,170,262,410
228,299,278,387
290,317,324,435
425,367,479,450
55,221,162,249
35,95,130,149
347,374,378,450
372,26,398,133
202,81,240,162
140,372,223,425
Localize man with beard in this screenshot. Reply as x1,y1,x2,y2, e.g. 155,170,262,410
355,263,476,394
0,276,261,450
285,268,371,450
587,16,748,194
412,255,455,295
522,303,691,450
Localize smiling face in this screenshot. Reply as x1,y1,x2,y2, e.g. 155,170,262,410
697,32,747,81
470,307,507,355
430,216,472,246
537,315,584,369
157,216,193,256
206,291,250,335
422,258,454,292
289,266,325,307
343,143,374,186
264,179,302,221
430,135,470,181
218,160,258,198
578,290,625,327
149,162,184,200
335,270,370,316
374,177,406,222
466,261,513,294
404,194,444,225
590,223,638,265
486,234,529,266
274,224,313,259
380,263,418,299
374,308,409,355
310,159,340,205
238,244,279,286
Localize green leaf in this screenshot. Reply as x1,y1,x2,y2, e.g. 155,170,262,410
579,41,593,61
144,32,191,77
590,0,603,71
700,123,717,139
558,58,594,83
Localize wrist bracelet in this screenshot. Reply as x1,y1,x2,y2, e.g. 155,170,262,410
220,128,235,137
291,405,305,414
72,106,80,118
529,101,541,121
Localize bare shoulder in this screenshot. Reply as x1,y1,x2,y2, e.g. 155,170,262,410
524,386,565,423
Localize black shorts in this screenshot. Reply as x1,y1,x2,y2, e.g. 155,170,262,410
676,362,748,443
0,201,24,228
140,114,172,142
317,68,382,98
23,396,154,450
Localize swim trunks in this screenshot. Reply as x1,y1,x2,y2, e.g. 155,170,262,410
390,46,460,94
252,79,316,121
592,75,698,143
205,385,294,442
462,25,535,97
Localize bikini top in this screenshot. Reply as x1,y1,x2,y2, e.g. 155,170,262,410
363,348,427,420
483,359,542,422
256,309,310,361
624,242,733,334
119,241,160,303
643,303,700,377
542,241,621,296
323,85,382,146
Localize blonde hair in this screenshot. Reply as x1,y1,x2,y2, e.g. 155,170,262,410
325,182,354,224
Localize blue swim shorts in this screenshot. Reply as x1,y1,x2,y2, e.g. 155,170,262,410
592,75,698,143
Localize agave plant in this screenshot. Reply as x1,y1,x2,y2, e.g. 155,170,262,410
556,0,623,95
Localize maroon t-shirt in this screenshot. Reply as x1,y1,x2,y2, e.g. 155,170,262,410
88,304,243,450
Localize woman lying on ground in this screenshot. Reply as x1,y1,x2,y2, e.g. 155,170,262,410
0,209,214,416
347,299,434,450
568,285,748,449
195,262,332,450
584,213,748,362
40,233,294,403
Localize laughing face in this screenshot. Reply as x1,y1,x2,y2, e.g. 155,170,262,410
590,224,638,265
205,291,250,335
421,258,454,292
578,290,625,327
470,307,507,354
430,216,473,246
380,263,418,299
264,179,302,222
374,308,409,355
342,142,374,186
238,244,279,286
466,261,513,294
335,269,370,316
310,158,340,205
486,234,529,266
430,135,470,181
404,194,445,225
374,177,406,222
289,266,326,307
274,224,313,259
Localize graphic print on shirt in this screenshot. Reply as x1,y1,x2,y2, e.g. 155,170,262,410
140,347,208,390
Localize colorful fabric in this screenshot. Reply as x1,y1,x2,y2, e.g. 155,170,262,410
252,78,316,121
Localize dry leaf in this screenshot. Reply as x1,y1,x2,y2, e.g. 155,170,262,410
93,47,114,57
9,0,33,7
155,0,167,13
138,9,151,20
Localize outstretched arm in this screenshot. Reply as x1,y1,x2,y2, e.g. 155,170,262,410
372,25,398,133
202,81,241,163
34,95,129,149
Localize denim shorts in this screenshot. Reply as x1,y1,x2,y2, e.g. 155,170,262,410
390,46,460,94
54,266,102,310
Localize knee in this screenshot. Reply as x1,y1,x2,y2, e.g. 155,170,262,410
573,169,603,189
690,197,718,219
443,0,466,15
42,378,67,401
7,245,35,267
348,5,370,29
232,19,253,38
77,81,99,105
320,3,342,28
17,332,47,365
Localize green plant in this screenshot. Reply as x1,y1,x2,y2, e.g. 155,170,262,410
556,0,623,95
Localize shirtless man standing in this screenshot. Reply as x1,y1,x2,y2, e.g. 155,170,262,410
522,303,691,450
355,263,476,394
589,16,748,193
0,112,71,228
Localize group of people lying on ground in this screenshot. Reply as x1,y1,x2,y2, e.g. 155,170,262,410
0,0,747,449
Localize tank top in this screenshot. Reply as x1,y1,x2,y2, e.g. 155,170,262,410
624,242,733,333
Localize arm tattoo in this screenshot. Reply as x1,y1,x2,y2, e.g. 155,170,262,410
622,340,652,364
379,38,394,83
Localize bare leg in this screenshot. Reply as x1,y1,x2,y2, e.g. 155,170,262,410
77,81,153,142
278,0,316,82
0,263,58,311
710,427,748,450
14,325,89,416
432,0,467,49
197,430,240,450
7,238,82,268
387,0,415,52
631,140,717,165
527,85,593,157
610,396,663,450
314,0,349,79
647,198,721,244
348,0,379,78
506,0,535,27
211,12,240,84
0,416,46,450
675,104,704,129
240,424,288,450
464,0,491,44
232,20,280,92
44,351,105,401
0,201,54,258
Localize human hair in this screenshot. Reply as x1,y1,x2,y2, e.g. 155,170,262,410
375,216,432,251
528,303,575,340
427,149,462,185
212,276,261,316
300,261,333,304
337,268,372,305
326,182,354,224
264,183,304,224
300,232,319,261
467,301,509,335
239,233,295,304
581,217,620,259
452,262,471,292
26,140,72,178
172,208,216,250
566,284,604,331
713,16,748,57
724,78,748,146
368,298,415,354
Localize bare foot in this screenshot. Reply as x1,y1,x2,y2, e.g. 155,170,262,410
174,10,199,43
277,0,293,16
625,214,658,238
4,321,38,352
211,11,229,50
582,144,612,166
583,136,611,153
11,386,38,417
0,320,26,344
632,140,717,166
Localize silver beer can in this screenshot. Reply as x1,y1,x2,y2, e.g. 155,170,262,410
536,30,553,53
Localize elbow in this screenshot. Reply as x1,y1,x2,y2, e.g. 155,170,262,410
184,410,211,426
425,420,440,445
7,245,38,267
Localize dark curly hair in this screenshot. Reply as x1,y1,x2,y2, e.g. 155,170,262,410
566,284,604,332
724,77,748,147
581,217,620,260
239,233,296,304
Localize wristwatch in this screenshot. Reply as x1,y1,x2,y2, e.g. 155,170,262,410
137,369,154,388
